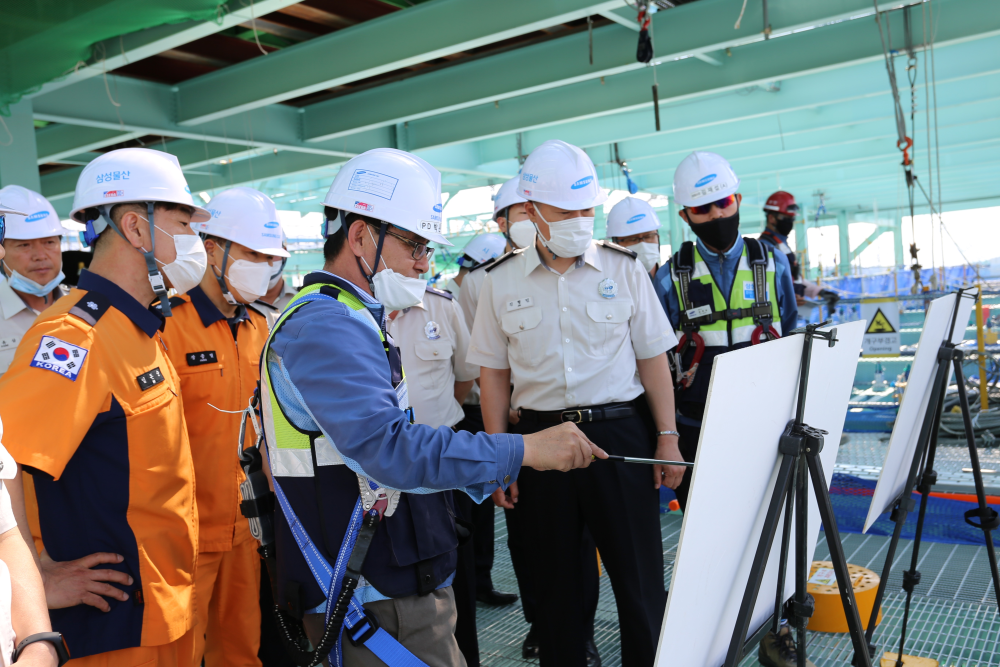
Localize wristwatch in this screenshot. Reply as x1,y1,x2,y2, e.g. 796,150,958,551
11,632,69,666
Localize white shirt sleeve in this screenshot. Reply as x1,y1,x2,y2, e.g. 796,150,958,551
627,257,679,359
0,485,16,537
467,273,511,371
450,300,479,383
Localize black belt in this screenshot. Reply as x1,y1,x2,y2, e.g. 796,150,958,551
518,401,636,424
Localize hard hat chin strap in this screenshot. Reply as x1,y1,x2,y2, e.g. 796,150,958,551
356,221,389,293
211,238,238,305
99,202,172,316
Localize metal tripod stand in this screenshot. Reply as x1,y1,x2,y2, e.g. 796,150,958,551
858,289,1000,667
724,322,873,667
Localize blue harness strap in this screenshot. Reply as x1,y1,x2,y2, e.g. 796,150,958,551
270,467,428,667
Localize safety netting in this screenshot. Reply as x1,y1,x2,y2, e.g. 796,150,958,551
818,264,1000,299
830,473,1000,546
0,0,225,113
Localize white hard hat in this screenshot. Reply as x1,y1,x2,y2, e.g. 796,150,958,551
0,198,26,217
461,233,506,265
605,197,661,238
0,186,66,239
70,147,210,225
493,177,527,220
195,187,290,257
516,140,608,210
672,151,741,208
323,148,451,246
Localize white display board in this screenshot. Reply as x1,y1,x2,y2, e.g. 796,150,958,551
655,320,865,667
863,292,976,533
860,298,901,357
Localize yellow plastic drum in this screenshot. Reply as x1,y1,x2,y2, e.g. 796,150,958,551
806,561,882,633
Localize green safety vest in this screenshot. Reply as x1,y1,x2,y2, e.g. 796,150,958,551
670,238,781,347
259,282,408,479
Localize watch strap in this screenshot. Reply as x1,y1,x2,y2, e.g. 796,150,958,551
657,430,680,437
12,632,69,666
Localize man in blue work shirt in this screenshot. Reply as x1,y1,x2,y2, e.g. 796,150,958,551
258,148,605,667
653,152,797,514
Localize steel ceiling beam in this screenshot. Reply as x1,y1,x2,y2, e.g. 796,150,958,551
35,125,141,164
174,0,629,126
399,0,1000,152
301,0,905,143
26,0,304,98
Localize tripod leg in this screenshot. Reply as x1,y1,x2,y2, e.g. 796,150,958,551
805,452,873,667
773,479,795,635
724,454,796,667
860,351,952,662
953,357,1000,607
795,455,809,667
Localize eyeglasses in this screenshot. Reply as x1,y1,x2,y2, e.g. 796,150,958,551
616,231,660,245
367,222,435,260
685,194,739,216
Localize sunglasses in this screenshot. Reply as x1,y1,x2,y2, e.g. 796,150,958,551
686,194,738,216
0,215,5,245
367,222,435,260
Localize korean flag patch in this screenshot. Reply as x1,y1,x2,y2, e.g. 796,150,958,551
30,336,89,381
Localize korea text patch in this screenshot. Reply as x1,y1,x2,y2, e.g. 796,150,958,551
30,336,89,381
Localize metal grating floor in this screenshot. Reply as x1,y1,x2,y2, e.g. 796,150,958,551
835,433,1000,491
475,510,999,667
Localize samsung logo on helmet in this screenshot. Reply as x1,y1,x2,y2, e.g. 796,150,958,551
570,176,594,190
264,221,280,229
433,203,443,213
25,211,50,222
626,213,646,224
694,174,717,188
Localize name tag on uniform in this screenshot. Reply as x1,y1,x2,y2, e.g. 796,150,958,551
30,336,88,381
136,367,165,391
686,305,712,320
186,350,218,366
506,296,533,312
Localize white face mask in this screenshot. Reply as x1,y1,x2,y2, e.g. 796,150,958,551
534,207,594,258
508,220,536,250
634,242,661,272
226,259,273,302
362,227,427,311
147,223,207,295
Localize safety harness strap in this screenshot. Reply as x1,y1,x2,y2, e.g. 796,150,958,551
270,475,428,667
744,237,778,342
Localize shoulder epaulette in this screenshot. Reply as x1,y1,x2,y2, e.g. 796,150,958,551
596,240,638,259
68,291,113,327
253,299,279,311
425,285,454,300
485,250,519,273
469,256,498,273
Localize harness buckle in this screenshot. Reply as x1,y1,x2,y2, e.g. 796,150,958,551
560,409,592,423
357,477,401,519
347,608,381,647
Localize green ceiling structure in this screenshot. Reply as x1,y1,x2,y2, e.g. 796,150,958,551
1,0,997,277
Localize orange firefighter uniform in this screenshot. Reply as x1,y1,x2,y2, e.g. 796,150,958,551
0,270,198,665
160,285,268,667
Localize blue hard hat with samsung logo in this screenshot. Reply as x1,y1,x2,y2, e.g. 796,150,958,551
672,151,741,207
516,140,608,210
605,196,662,238
0,185,67,240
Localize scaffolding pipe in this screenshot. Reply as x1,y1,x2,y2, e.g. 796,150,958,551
977,286,989,411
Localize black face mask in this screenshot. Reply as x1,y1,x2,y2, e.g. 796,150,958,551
688,209,740,252
774,215,795,236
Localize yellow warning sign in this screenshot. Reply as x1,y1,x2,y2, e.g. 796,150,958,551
866,308,897,334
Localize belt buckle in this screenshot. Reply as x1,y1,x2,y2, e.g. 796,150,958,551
561,409,591,423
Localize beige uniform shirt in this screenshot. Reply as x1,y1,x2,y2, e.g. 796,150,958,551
468,241,678,411
259,279,298,329
455,264,492,406
0,281,71,377
388,286,479,429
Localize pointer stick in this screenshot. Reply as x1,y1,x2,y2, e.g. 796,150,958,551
598,454,693,467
